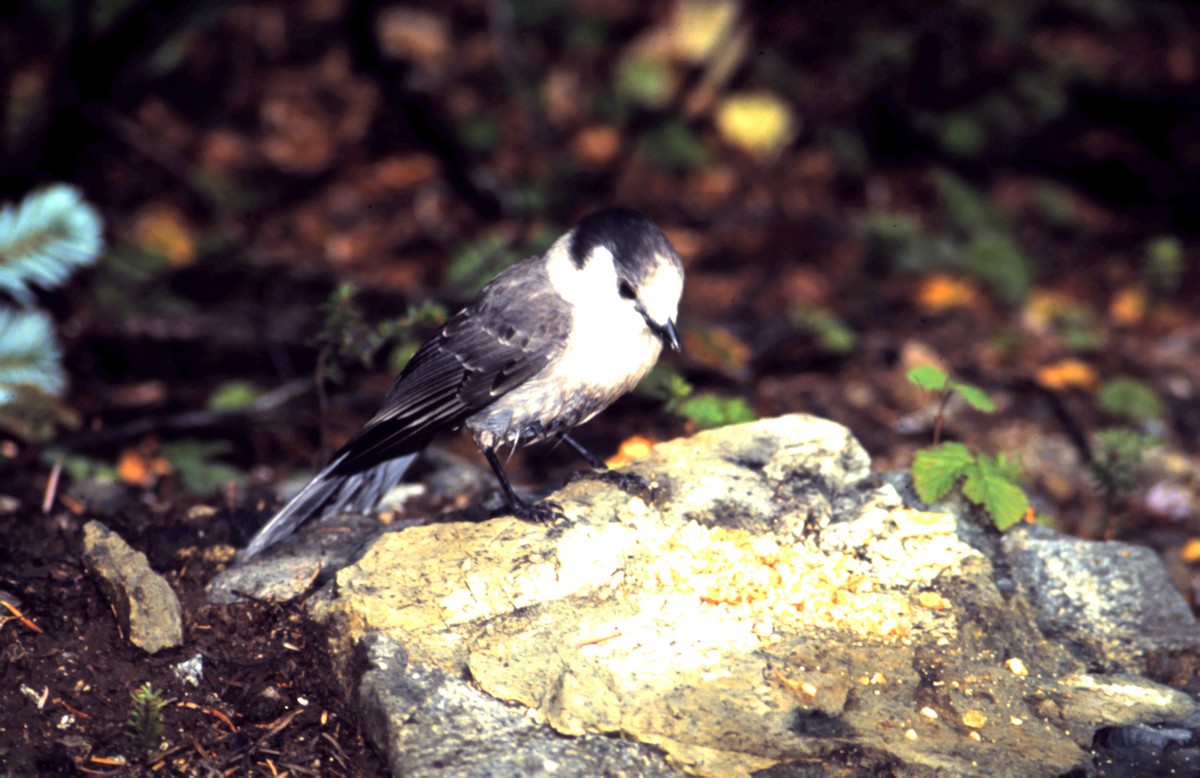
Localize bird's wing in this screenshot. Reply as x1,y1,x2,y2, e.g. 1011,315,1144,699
329,258,570,475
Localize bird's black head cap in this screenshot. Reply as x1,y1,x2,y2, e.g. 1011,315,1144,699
568,208,679,280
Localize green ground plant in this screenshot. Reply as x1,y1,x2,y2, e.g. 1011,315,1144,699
906,366,1030,530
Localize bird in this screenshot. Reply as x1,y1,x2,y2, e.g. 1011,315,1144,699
241,207,684,558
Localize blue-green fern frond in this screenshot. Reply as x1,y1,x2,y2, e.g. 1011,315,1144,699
0,184,104,305
0,308,65,403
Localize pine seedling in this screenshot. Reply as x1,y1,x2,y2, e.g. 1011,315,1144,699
126,682,168,758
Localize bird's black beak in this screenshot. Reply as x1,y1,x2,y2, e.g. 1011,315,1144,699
658,319,681,352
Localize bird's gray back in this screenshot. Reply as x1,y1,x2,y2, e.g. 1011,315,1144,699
331,256,570,475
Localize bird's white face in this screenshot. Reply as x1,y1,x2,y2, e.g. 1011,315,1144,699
632,253,684,339
545,235,682,354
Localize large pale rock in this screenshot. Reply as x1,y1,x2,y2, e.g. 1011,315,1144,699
295,415,1198,777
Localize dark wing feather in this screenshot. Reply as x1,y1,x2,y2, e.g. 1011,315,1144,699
329,257,569,475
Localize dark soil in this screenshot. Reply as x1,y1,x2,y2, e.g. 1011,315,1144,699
1,496,388,776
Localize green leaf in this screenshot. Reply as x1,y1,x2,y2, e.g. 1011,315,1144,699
40,449,117,483
445,233,519,293
937,112,987,158
949,381,995,413
791,306,857,354
1144,235,1184,297
206,380,262,412
1097,376,1162,425
933,170,1003,232
960,230,1031,304
457,115,504,153
906,365,948,391
961,454,1028,530
616,55,674,109
636,363,694,405
161,440,243,495
912,442,974,503
675,393,756,430
642,120,710,171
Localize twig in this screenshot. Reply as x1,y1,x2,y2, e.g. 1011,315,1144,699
1,599,44,634
53,378,312,452
42,456,63,513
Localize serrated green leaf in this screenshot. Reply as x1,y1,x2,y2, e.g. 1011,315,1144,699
949,381,995,412
911,442,974,503
961,456,1028,530
907,365,948,391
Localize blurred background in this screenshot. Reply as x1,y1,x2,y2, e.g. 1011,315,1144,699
2,0,1199,585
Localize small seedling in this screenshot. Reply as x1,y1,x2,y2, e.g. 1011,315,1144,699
906,365,995,444
906,366,1029,530
1090,427,1155,535
126,682,168,759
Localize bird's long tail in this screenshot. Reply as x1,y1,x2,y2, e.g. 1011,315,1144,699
240,452,418,559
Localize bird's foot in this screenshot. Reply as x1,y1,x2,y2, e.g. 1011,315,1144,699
507,498,566,524
568,468,654,499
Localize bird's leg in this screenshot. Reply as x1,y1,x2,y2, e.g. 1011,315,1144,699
481,446,564,522
561,434,653,497
559,433,608,469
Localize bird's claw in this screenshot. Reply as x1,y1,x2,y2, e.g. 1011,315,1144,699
569,468,655,499
510,498,566,524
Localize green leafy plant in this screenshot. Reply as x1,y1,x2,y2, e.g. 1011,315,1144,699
1143,235,1184,299
790,306,857,354
206,380,263,412
906,365,995,443
1090,428,1155,525
861,171,1033,304
160,440,244,495
906,366,1029,530
641,120,710,171
312,284,447,383
637,364,756,430
310,284,447,452
1096,376,1162,426
0,184,103,440
445,233,522,294
126,682,168,759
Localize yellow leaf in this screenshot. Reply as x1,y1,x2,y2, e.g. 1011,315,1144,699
118,448,172,486
715,91,798,161
1180,538,1200,563
672,0,740,63
915,274,980,313
606,435,656,469
1035,359,1097,391
1109,284,1146,326
132,204,196,266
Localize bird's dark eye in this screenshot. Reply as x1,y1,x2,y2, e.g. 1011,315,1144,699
618,280,636,300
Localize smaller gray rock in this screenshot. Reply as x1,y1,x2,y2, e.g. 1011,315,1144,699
81,521,182,653
1003,525,1200,680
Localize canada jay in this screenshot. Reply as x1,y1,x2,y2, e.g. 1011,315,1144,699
242,208,684,557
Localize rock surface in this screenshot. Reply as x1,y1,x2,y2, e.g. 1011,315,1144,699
82,520,183,654
242,415,1199,777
